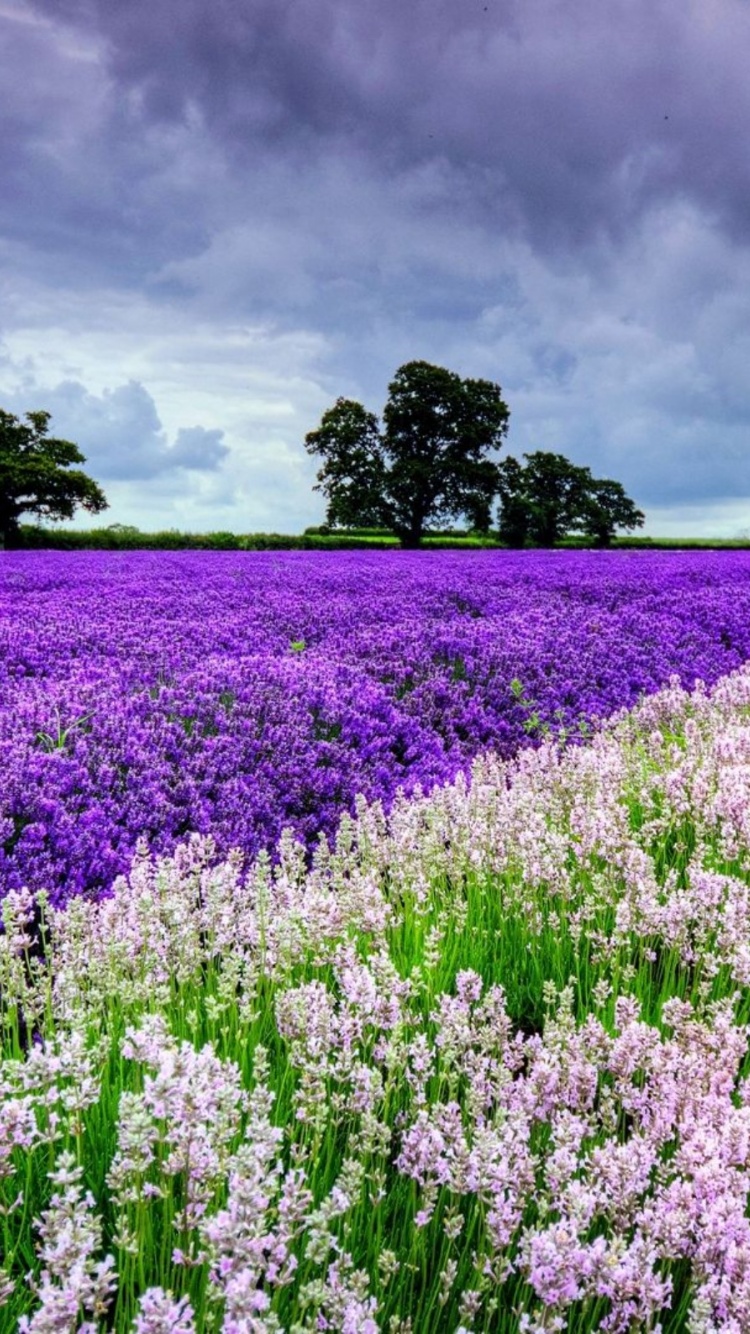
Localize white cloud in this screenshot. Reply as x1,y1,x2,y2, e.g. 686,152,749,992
0,284,332,531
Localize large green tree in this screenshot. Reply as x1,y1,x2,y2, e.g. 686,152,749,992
0,409,108,547
496,451,644,547
305,361,510,547
579,477,646,547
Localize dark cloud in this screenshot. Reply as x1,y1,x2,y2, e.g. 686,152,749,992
2,0,750,532
22,0,750,251
0,7,210,290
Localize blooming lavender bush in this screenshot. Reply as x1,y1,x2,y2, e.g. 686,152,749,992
5,549,750,904
5,666,750,1329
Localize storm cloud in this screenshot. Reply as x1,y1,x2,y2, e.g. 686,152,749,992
2,0,750,533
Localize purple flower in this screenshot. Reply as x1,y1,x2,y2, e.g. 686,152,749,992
5,548,750,903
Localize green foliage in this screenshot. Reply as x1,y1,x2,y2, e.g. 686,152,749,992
16,527,402,551
303,399,388,531
0,408,108,547
497,451,645,547
305,361,510,547
35,707,95,753
581,477,647,547
22,527,750,553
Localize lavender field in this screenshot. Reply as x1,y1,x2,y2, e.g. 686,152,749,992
5,548,750,904
6,550,750,1332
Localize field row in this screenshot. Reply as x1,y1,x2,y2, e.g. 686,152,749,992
5,549,750,902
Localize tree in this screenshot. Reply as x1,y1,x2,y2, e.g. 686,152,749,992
0,409,108,547
302,400,388,531
497,452,594,547
494,456,532,548
579,478,645,547
496,451,644,547
305,361,510,547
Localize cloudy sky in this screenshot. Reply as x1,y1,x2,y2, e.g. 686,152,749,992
2,0,749,536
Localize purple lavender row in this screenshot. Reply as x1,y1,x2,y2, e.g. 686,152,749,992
2,547,750,904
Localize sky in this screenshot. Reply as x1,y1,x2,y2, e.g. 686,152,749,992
2,0,750,537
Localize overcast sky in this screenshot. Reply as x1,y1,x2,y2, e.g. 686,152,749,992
2,0,749,536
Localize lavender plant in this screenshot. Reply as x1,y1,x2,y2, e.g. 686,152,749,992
4,666,750,1327
5,549,750,903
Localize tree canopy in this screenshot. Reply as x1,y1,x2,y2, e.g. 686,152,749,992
496,451,645,547
579,477,647,547
305,361,510,547
0,409,108,547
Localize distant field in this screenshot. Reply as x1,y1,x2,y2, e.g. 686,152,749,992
11,523,750,549
6,546,750,903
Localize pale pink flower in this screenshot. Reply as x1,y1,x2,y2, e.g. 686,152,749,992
132,1287,196,1334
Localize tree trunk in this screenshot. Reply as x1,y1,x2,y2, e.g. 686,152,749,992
0,518,21,549
398,525,424,549
0,499,23,549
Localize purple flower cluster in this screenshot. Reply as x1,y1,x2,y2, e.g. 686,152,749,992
4,547,750,903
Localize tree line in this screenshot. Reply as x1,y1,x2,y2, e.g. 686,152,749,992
2,362,643,547
306,361,644,548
